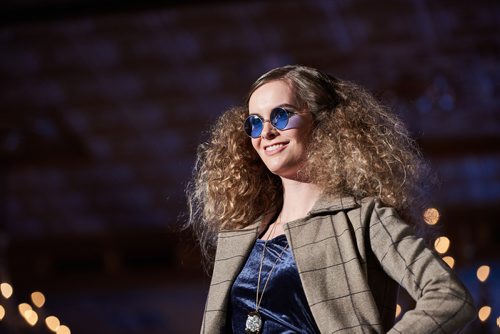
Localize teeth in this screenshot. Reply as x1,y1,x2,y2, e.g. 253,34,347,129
265,144,285,151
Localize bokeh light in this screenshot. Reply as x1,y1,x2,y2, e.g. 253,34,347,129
56,324,71,334
442,256,455,269
478,306,491,322
423,208,440,225
395,304,401,318
46,315,61,332
31,291,46,308
476,265,490,282
24,309,39,326
0,283,13,299
18,303,32,316
434,236,450,254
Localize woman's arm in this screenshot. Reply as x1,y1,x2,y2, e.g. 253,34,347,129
369,200,476,333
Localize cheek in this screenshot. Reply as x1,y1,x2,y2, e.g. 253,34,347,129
297,122,314,144
251,138,260,152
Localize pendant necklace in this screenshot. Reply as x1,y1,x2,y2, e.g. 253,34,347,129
245,215,289,334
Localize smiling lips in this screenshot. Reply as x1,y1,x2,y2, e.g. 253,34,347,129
264,142,289,155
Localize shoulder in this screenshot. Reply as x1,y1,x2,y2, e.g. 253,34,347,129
334,197,408,235
356,197,403,224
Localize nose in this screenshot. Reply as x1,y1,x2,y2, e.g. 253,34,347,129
260,120,278,139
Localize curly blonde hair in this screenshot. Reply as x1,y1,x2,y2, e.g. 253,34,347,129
186,65,430,267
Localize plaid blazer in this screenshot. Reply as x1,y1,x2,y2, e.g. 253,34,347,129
201,196,475,333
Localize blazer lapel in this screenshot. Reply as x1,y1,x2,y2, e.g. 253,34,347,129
202,195,360,333
283,195,363,333
202,221,260,333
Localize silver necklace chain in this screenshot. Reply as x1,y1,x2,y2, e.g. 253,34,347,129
255,216,289,312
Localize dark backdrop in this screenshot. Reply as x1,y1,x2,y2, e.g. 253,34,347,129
0,0,498,333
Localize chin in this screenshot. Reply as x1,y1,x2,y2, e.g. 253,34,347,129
261,156,301,177
264,165,284,176
263,160,305,180
268,166,299,179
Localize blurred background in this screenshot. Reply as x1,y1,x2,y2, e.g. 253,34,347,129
0,0,498,333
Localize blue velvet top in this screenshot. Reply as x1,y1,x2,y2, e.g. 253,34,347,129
229,234,320,333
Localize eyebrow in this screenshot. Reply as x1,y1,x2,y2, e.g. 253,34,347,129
249,103,299,117
277,103,298,110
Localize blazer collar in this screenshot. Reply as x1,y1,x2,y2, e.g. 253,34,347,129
220,218,261,235
308,194,360,215
219,195,359,235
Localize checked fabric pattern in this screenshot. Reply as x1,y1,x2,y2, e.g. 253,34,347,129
201,196,475,333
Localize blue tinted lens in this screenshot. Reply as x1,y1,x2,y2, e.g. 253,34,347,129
271,108,290,130
244,115,263,138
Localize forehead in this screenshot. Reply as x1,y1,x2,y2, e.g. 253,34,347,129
248,80,298,114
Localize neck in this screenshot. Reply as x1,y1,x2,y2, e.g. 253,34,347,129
279,177,322,223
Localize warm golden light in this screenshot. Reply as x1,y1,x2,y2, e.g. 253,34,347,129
395,304,401,317
478,306,491,322
45,315,60,332
434,236,450,254
31,291,46,308
476,265,491,282
0,305,5,320
18,303,32,316
442,256,455,269
423,208,440,225
24,309,38,326
0,283,13,299
56,325,71,334
497,316,499,328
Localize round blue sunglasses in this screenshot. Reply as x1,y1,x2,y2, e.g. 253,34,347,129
244,107,295,138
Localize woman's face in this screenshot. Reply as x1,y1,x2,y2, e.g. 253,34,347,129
248,80,314,179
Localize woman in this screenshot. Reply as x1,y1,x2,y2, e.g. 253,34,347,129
186,65,475,333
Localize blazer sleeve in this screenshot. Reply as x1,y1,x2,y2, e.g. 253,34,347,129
368,199,476,333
